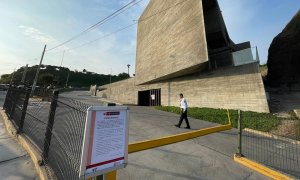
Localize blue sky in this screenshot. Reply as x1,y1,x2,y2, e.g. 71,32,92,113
0,0,299,76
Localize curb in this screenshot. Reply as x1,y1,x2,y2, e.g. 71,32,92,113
98,98,123,106
244,128,300,145
234,154,293,180
0,109,48,180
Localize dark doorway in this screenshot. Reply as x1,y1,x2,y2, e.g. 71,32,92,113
138,90,150,106
138,89,161,106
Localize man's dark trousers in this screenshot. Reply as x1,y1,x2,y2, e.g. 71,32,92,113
178,109,190,128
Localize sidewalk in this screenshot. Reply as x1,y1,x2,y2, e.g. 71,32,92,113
0,111,39,180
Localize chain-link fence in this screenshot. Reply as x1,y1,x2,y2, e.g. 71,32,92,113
237,110,300,178
2,86,94,180
46,96,89,180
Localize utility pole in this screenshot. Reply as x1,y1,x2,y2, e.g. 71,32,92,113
60,50,65,67
32,45,47,94
127,64,130,77
65,69,70,87
110,70,112,84
21,64,28,84
109,69,112,96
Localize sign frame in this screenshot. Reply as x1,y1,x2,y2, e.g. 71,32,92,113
79,106,129,179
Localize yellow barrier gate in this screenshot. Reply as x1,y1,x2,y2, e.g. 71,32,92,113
99,110,232,180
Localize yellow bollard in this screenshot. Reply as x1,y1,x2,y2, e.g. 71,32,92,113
227,109,231,125
105,170,117,180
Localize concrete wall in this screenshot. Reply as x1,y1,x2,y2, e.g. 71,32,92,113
90,85,97,96
98,78,137,104
98,63,269,113
135,0,208,85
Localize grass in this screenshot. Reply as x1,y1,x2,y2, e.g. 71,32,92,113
155,106,282,132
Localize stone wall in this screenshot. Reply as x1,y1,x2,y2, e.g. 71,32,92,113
98,63,269,113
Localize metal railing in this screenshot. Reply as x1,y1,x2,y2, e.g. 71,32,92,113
237,110,300,178
3,87,88,180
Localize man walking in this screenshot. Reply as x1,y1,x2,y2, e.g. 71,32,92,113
175,93,191,129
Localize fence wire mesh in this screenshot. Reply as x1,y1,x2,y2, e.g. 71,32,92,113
46,96,89,180
241,112,300,178
3,87,94,180
4,87,26,127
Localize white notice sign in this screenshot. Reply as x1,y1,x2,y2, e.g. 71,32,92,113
79,106,129,179
151,94,155,100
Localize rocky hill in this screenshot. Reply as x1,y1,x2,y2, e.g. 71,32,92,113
267,10,300,86
0,65,130,87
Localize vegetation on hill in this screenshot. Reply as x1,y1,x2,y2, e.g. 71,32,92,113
0,65,130,87
260,64,268,79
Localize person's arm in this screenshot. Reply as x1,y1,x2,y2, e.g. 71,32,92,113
180,99,184,113
182,99,187,112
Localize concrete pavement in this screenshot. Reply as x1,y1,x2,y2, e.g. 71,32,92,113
57,91,269,179
0,91,39,179
0,112,39,180
117,106,269,180
60,91,106,105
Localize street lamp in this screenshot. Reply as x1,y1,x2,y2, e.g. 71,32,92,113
127,64,131,77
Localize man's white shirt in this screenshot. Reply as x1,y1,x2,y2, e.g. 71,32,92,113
180,98,188,111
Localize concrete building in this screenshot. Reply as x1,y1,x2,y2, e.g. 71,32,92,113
97,0,269,113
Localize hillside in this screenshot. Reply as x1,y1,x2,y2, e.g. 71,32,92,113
0,65,130,87
267,10,300,85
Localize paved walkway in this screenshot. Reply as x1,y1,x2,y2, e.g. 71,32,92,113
0,111,39,180
117,106,269,180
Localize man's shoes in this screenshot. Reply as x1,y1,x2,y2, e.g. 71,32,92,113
175,125,180,128
184,127,191,129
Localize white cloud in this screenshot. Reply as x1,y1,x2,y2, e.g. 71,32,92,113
19,25,56,44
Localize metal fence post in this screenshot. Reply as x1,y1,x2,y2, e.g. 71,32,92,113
18,88,31,133
237,109,243,157
42,90,59,164
10,88,17,118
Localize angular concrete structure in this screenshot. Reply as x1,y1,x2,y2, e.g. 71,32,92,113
97,0,270,113
136,0,209,85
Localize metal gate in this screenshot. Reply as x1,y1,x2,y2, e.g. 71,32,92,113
149,89,161,106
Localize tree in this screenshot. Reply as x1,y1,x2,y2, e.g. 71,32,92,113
39,73,54,86
118,72,130,79
0,74,11,84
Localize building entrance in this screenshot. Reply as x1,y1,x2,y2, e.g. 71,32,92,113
138,89,161,106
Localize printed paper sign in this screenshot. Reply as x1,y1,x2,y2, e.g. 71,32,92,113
79,106,129,179
151,94,155,100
